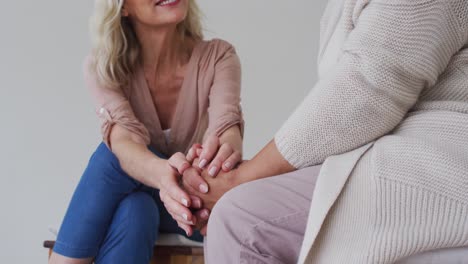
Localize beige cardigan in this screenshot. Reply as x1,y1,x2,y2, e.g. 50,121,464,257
85,39,243,156
274,0,468,263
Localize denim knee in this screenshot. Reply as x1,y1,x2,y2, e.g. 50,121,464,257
117,192,159,242
95,192,160,264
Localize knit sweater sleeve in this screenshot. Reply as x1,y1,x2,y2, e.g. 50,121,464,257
275,0,468,169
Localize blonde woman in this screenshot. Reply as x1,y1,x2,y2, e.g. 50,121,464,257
49,0,243,263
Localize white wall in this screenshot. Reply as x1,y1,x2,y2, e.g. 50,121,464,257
0,0,327,263
199,0,328,156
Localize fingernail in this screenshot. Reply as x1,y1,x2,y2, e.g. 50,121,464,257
209,166,217,177
199,159,207,169
181,198,189,207
224,162,232,169
199,184,209,193
201,211,210,219
194,199,201,208
182,213,189,221
180,226,188,236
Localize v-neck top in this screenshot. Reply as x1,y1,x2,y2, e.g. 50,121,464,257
163,129,171,144
85,39,243,156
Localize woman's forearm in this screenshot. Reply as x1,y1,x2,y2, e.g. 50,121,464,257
235,140,295,185
110,125,164,189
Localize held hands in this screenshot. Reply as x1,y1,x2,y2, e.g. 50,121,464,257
181,165,240,235
159,134,242,236
156,154,204,236
188,135,242,177
183,134,243,235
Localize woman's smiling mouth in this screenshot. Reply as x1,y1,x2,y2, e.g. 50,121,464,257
155,0,180,7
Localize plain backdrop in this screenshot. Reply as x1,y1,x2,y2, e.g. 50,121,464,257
0,0,327,262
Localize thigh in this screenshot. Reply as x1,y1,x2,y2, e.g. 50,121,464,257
206,165,321,264
217,165,320,225
95,192,160,264
54,143,145,257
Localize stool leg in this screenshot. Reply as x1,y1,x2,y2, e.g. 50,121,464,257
150,255,170,264
171,256,192,264
151,255,193,264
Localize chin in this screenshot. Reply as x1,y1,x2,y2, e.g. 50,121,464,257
153,0,188,24
160,12,186,26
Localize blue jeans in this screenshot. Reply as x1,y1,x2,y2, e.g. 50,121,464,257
54,143,203,263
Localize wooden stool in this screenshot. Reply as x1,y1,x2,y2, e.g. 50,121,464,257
43,240,204,264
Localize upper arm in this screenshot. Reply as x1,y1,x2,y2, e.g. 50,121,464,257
206,41,244,139
339,0,468,115
348,0,466,81
84,56,150,149
275,0,467,168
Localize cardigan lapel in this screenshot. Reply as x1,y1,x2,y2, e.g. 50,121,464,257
298,143,374,264
133,67,169,155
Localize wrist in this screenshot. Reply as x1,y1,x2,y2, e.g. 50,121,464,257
230,161,249,187
147,157,166,189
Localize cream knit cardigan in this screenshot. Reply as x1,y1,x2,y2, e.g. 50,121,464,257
274,0,468,263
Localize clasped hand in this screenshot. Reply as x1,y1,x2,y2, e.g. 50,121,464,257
159,135,242,236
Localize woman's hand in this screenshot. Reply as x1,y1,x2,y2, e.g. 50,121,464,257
187,165,241,209
173,150,210,195
158,155,205,236
184,140,295,236
187,135,242,178
182,164,243,235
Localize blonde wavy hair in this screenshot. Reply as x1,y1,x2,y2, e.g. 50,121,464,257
90,0,203,88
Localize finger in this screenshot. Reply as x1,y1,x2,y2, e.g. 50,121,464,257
164,206,195,229
164,203,199,226
186,144,199,162
160,169,191,208
196,148,203,156
162,194,195,223
159,189,175,209
190,195,203,209
163,196,193,225
182,168,209,194
192,157,201,168
178,222,194,237
186,148,196,163
159,189,169,205
172,211,197,226
207,144,233,177
198,135,220,169
181,177,200,195
168,152,191,174
194,208,210,221
222,151,242,172
193,209,210,230
200,225,208,236
186,144,202,162
170,210,197,226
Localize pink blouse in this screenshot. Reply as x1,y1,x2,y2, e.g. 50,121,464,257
84,39,243,156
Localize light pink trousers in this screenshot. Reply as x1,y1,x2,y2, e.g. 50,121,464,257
204,165,321,264
204,165,468,264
